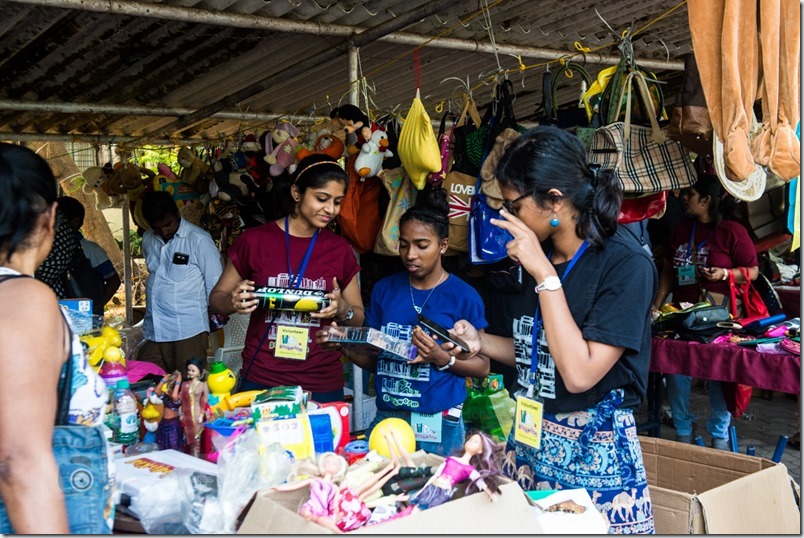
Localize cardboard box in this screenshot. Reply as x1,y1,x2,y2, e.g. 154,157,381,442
640,437,800,534
237,452,545,534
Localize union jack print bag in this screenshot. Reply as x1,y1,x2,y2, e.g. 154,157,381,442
441,170,475,253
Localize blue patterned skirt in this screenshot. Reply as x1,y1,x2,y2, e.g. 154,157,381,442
504,389,655,534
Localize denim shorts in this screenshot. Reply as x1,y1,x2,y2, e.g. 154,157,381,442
0,425,112,534
368,408,466,457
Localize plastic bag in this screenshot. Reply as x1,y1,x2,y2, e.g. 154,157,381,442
462,375,516,442
215,428,293,533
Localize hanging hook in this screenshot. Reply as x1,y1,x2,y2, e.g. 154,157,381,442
433,13,448,25
594,7,621,41
336,2,354,14
286,0,302,7
361,4,377,16
499,23,511,32
516,23,531,34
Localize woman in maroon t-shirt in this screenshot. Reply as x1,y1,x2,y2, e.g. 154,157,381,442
652,172,759,450
209,155,364,402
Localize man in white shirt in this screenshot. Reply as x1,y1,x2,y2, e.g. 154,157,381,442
137,191,223,374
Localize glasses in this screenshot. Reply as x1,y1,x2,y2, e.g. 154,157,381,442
501,192,532,216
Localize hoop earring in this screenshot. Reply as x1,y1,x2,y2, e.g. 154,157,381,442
550,212,560,227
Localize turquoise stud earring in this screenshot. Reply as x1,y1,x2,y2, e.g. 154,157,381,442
550,212,560,227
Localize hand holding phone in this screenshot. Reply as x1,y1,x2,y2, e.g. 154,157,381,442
416,313,470,353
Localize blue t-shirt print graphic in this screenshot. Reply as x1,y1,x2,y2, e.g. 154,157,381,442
376,322,430,409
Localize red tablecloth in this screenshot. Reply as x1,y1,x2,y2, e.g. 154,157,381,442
650,337,800,395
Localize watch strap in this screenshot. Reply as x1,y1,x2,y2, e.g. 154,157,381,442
535,275,562,293
437,355,456,371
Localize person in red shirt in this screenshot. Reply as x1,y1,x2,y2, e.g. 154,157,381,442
209,155,364,402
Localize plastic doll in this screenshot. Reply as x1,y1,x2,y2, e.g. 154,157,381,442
272,452,401,533
155,370,184,451
180,357,209,458
408,430,504,512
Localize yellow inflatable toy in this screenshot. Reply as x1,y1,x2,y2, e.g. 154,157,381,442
368,417,416,458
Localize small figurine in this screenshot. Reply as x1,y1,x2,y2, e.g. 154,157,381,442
180,358,210,458
154,370,184,451
408,430,504,512
272,452,401,533
207,361,236,406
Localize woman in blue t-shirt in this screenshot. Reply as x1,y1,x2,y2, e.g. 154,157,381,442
449,127,657,534
318,188,489,456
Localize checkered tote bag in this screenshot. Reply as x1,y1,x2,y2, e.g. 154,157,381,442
588,70,696,194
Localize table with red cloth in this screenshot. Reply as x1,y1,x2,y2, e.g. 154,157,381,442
650,337,800,395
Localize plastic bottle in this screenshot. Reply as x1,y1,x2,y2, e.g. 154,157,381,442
113,379,140,445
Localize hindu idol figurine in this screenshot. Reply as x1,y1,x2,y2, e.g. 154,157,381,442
180,358,209,458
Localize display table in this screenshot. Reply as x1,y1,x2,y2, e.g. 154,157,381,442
650,337,800,394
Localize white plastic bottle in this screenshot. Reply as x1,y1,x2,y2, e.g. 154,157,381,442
113,379,140,445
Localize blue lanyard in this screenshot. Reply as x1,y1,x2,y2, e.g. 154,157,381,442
284,216,319,289
684,221,711,263
528,241,589,395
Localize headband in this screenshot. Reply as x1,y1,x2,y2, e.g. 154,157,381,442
293,160,344,184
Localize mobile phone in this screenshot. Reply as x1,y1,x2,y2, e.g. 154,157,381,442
416,313,470,353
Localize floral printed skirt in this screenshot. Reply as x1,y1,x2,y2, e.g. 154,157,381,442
503,389,655,534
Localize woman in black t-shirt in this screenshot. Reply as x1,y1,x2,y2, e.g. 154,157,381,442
450,127,657,534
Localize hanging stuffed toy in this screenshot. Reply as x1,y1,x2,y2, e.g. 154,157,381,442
296,129,345,162
354,126,393,178
264,122,301,177
330,104,371,155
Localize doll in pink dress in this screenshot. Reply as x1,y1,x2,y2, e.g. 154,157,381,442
180,358,209,458
408,430,504,511
272,452,402,533
154,370,184,451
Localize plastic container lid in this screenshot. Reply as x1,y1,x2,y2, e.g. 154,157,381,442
209,361,228,374
116,379,130,389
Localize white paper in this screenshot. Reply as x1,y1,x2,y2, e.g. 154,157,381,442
532,488,609,534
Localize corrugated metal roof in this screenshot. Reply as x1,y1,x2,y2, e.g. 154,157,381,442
0,0,693,146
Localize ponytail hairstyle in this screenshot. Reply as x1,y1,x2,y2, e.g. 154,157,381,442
399,185,450,242
494,126,622,248
0,143,58,262
274,154,348,218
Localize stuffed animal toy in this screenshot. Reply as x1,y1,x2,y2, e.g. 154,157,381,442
354,127,393,178
179,199,206,228
330,104,371,155
296,129,346,162
157,163,177,181
82,166,114,210
177,146,211,193
264,122,301,177
210,156,251,202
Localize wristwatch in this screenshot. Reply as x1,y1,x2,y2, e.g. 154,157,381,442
535,276,562,293
437,355,456,371
337,305,355,322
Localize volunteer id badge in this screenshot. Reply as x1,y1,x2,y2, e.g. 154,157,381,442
411,412,442,443
514,394,543,450
275,325,309,360
677,264,697,286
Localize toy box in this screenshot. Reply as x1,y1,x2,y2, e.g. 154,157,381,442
326,326,417,361
59,298,93,335
251,385,307,419
640,437,800,534
236,451,545,534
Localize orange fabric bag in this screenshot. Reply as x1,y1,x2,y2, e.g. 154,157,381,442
338,155,382,254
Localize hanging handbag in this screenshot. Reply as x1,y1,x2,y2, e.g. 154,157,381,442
728,267,771,325
479,127,522,210
550,62,593,130
428,111,455,186
451,95,482,177
468,116,514,265
374,167,417,256
667,53,713,158
588,70,697,195
338,155,383,254
721,381,754,419
595,56,667,128
464,79,520,171
618,191,667,224
442,170,475,254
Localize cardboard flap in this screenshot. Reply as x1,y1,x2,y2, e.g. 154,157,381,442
697,464,800,534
